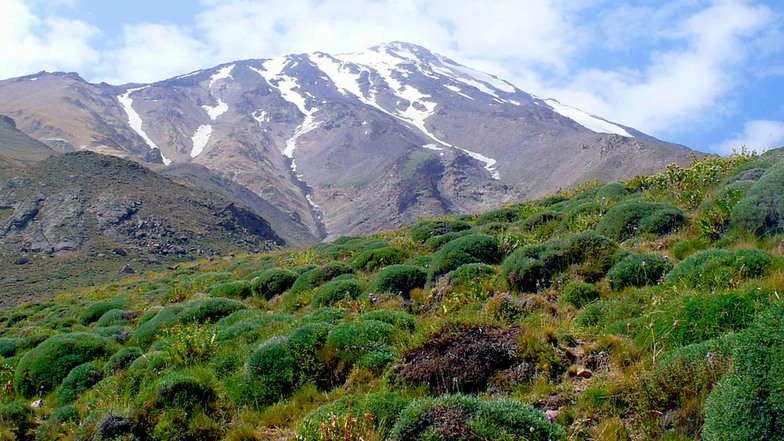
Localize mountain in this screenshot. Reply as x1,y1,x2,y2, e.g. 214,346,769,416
0,42,699,240
0,151,284,304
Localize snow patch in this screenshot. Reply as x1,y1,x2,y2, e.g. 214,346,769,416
422,144,443,151
305,194,319,209
209,65,235,89
251,59,321,168
252,110,268,124
118,87,172,165
176,70,202,80
190,124,212,158
544,99,633,137
203,98,228,120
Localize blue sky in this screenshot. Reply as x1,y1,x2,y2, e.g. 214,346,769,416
2,0,784,155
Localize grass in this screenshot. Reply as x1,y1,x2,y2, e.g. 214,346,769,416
0,151,783,440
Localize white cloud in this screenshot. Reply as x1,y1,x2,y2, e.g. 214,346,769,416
529,0,775,138
714,120,784,154
0,0,99,78
98,24,209,84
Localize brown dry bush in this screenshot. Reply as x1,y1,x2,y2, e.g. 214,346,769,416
396,323,519,394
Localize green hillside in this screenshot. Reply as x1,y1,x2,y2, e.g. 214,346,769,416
1,148,783,440
0,115,55,166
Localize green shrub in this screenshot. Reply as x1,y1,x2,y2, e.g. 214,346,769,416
80,299,130,326
292,264,319,275
476,221,509,236
390,394,564,441
446,263,496,285
651,287,769,347
298,308,346,325
410,218,471,243
95,309,130,327
474,206,523,225
137,307,161,326
57,362,103,403
14,332,116,396
502,249,547,293
730,161,784,235
359,310,415,330
671,238,709,260
312,278,364,307
178,297,246,324
597,202,685,241
0,401,35,439
665,248,772,290
93,325,132,344
51,405,80,424
596,182,630,201
423,231,470,251
607,253,672,290
704,302,784,440
537,195,569,207
247,339,297,404
326,320,395,363
134,305,183,347
208,280,252,298
637,335,736,437
290,263,353,294
430,234,501,278
351,246,406,272
287,322,333,385
153,370,217,410
105,346,143,373
251,268,298,299
520,211,562,230
562,282,600,308
0,337,20,357
369,264,427,298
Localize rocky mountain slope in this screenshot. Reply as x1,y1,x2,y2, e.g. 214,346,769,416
0,42,699,240
0,151,284,304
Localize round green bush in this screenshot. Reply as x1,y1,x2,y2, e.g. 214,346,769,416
423,231,469,251
290,263,353,294
153,371,217,410
607,253,672,290
390,394,564,441
14,332,116,397
704,302,784,440
474,206,523,225
311,278,364,307
665,248,772,290
292,264,319,275
430,234,502,278
134,305,183,348
561,282,600,308
298,392,411,440
251,268,297,299
93,325,132,344
287,322,333,385
502,249,547,293
358,310,415,330
247,339,297,403
351,246,406,272
597,201,685,241
595,182,630,201
178,297,247,324
297,308,346,325
51,405,80,424
446,263,496,285
95,309,130,327
80,299,130,326
520,211,562,230
0,337,20,358
731,161,784,235
369,264,427,297
105,346,143,373
326,320,395,363
410,218,472,243
208,280,252,298
57,362,103,404
536,195,569,207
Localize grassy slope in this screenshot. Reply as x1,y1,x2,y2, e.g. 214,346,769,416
0,149,783,440
0,115,55,166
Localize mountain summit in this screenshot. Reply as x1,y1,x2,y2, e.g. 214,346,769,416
0,42,697,240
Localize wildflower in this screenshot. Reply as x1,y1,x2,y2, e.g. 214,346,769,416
547,415,555,421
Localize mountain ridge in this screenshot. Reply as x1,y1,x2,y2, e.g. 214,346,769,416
0,42,700,241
